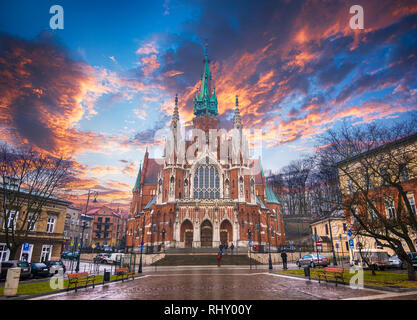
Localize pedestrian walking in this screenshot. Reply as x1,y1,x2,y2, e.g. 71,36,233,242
230,243,234,255
217,249,223,267
281,250,288,270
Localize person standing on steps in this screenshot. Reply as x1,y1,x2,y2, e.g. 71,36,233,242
230,243,234,255
224,243,228,255
217,248,223,267
281,250,288,270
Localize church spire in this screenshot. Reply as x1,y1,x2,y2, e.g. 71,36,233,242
132,162,142,192
193,45,218,117
171,93,179,126
234,95,242,130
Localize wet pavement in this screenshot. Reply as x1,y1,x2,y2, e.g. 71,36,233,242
34,267,389,300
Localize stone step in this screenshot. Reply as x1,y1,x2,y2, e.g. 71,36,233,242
151,254,262,266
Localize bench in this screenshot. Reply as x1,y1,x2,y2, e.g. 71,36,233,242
115,267,135,282
67,272,96,291
318,267,345,286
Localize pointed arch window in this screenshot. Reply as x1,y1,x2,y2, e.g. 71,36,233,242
193,164,220,199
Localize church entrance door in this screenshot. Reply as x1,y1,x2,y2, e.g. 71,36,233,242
200,220,213,247
220,220,233,246
180,220,193,248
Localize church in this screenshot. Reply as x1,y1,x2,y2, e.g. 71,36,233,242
126,51,285,252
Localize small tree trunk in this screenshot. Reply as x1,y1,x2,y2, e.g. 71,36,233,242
406,261,417,281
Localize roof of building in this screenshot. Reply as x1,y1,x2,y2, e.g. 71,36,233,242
0,183,71,205
265,186,280,204
143,159,164,184
256,197,267,210
337,132,417,166
144,196,157,210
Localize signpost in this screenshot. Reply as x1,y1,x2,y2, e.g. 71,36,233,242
316,241,322,251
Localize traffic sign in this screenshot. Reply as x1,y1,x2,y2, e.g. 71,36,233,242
349,239,354,248
92,243,96,249
70,240,74,247
23,243,30,251
140,245,144,250
249,239,252,246
346,223,352,229
347,229,352,237
141,241,144,246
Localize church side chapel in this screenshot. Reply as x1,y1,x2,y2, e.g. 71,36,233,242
126,50,285,251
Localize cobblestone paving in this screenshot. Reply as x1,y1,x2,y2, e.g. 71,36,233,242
36,267,388,300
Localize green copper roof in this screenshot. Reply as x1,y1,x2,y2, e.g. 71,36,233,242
144,196,157,210
265,186,280,204
194,52,218,116
256,197,267,210
132,163,142,192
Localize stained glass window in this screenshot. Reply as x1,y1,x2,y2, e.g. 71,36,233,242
193,164,220,199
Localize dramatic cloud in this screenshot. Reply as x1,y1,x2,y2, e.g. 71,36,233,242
132,0,417,148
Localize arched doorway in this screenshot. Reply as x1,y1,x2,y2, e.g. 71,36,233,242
180,220,193,248
220,220,233,245
200,220,213,247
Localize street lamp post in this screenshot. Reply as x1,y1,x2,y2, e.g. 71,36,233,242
248,229,252,270
161,229,166,252
138,218,145,273
267,213,272,270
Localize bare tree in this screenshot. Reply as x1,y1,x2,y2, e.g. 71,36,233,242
318,119,417,280
0,144,73,259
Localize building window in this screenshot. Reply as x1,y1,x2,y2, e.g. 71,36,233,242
0,243,10,262
193,165,220,199
345,242,349,251
40,245,52,262
325,224,329,235
46,217,56,233
6,211,18,229
368,203,377,220
343,223,347,232
408,195,416,216
348,179,354,194
105,218,110,223
27,213,36,231
386,200,395,219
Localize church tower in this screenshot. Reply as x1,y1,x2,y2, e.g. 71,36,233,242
192,47,219,133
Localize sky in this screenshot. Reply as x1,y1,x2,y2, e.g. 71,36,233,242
0,0,417,210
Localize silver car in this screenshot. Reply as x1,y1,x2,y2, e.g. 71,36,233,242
296,254,329,268
389,255,403,269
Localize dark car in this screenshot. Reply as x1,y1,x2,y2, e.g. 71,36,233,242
30,262,51,278
61,251,79,260
61,251,72,259
44,260,66,275
0,260,32,279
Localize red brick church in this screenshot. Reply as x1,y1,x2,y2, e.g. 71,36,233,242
126,51,285,252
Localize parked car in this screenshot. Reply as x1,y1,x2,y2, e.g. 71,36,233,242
351,249,390,270
44,260,66,275
93,254,111,264
389,252,417,269
30,262,51,278
61,251,79,260
389,254,404,269
296,254,329,268
0,260,32,279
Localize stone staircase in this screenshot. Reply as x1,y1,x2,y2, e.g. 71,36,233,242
151,253,262,266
